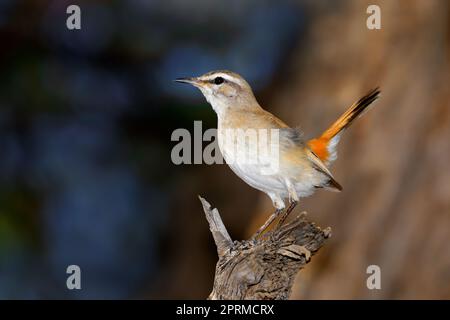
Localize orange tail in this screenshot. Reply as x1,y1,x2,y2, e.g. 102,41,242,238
308,88,380,164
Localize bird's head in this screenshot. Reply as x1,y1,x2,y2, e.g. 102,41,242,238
175,70,258,116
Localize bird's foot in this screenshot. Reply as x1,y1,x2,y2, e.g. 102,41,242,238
251,208,283,240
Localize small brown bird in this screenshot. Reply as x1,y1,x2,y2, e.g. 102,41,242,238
176,70,379,237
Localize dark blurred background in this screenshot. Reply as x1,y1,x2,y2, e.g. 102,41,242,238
0,0,449,299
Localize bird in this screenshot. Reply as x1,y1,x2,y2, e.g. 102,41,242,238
175,70,380,238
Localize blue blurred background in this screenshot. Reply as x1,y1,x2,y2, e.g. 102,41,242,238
1,0,449,299
0,0,305,299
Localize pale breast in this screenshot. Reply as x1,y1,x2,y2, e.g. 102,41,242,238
217,124,290,196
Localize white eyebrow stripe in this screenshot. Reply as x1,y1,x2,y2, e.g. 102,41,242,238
202,73,242,85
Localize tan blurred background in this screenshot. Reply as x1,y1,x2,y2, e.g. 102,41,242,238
159,0,450,299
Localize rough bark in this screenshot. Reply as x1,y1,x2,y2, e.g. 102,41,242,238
199,196,330,300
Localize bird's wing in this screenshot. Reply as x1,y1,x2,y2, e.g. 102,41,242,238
269,120,343,192
278,128,342,191
279,127,305,148
305,148,343,191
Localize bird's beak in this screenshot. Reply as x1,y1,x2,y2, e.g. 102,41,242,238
174,77,203,87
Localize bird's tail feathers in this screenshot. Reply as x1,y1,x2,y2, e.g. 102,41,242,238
308,88,380,165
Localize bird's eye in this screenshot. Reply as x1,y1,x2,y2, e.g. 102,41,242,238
214,77,224,85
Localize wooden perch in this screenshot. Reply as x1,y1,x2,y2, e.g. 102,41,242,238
199,196,331,300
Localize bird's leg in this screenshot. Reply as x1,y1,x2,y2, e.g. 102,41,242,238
276,200,298,228
251,208,284,240
276,179,299,228
251,194,285,240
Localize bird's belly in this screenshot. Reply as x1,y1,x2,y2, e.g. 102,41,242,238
226,160,286,193
218,138,284,193
218,131,323,199
226,160,320,199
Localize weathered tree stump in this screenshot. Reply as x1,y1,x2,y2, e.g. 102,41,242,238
199,196,331,300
